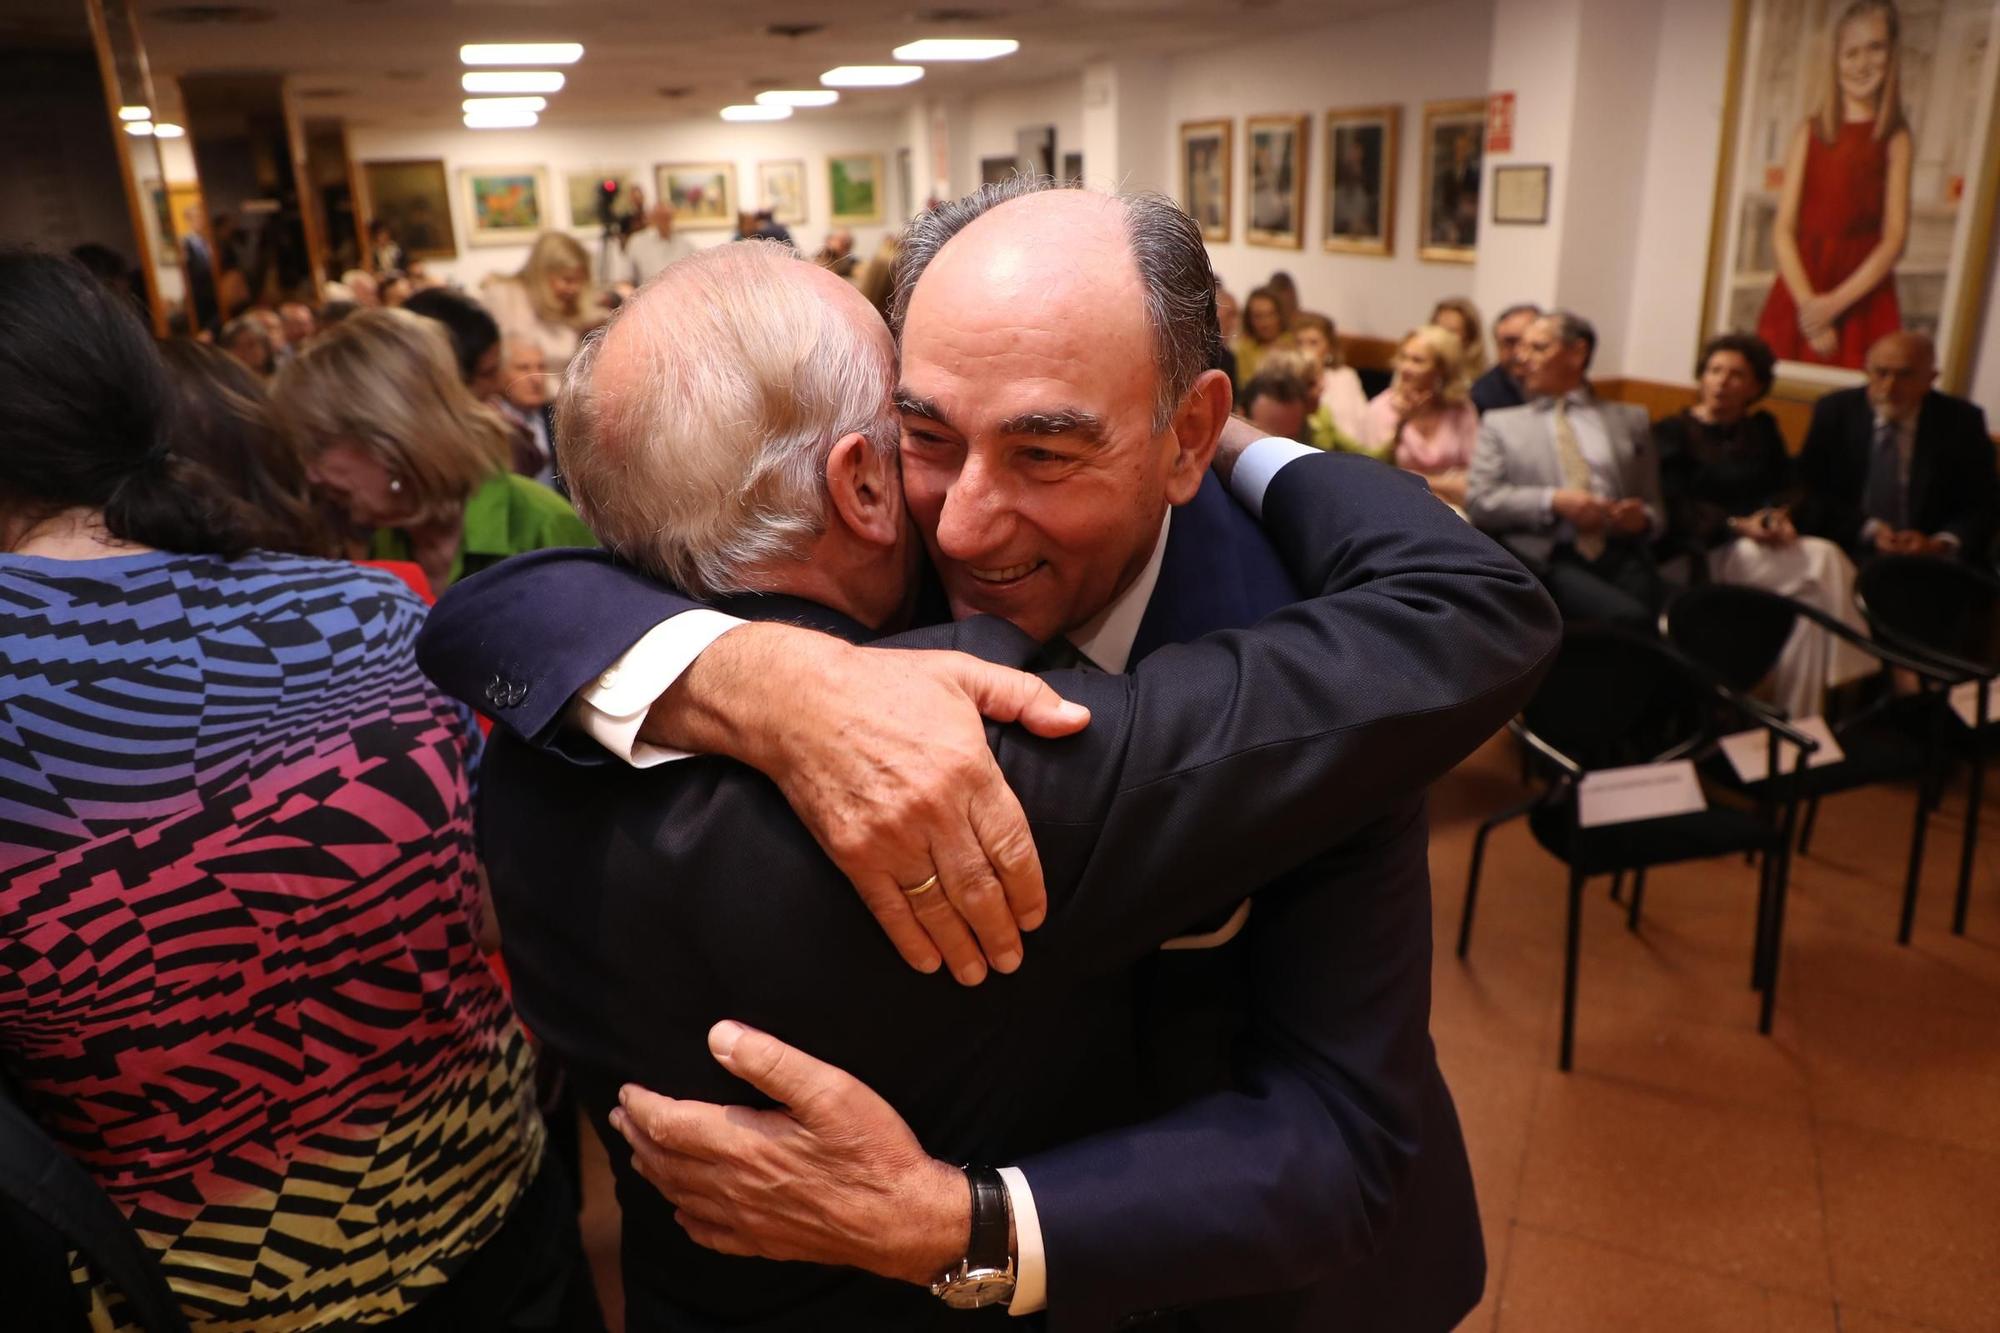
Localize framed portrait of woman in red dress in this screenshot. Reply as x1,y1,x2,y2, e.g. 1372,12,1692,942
1703,0,2000,395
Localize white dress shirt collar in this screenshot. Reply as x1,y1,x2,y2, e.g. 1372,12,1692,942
1066,509,1172,674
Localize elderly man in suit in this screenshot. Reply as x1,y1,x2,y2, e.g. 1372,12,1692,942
419,182,1559,1330
1794,329,1997,563
1466,309,1665,627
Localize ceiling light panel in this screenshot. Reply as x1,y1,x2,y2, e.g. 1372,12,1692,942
892,38,1018,60
153,122,186,138
462,70,565,94
721,104,792,121
460,43,582,65
117,104,151,120
820,65,925,87
756,89,839,107
462,96,547,113
464,109,539,129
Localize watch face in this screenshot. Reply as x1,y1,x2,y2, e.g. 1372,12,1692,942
937,1268,1016,1310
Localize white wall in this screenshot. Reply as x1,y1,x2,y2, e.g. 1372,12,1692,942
346,111,905,291
1163,0,1497,342
959,76,1085,186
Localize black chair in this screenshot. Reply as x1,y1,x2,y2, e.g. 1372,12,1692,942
1456,623,1816,1071
1666,583,1962,944
1854,555,2000,936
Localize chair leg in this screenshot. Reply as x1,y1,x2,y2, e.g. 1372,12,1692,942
1900,783,1932,946
1760,814,1800,1035
1560,866,1586,1073
1797,795,1822,854
1953,746,1984,937
1625,867,1647,932
1609,870,1625,903
1458,796,1539,960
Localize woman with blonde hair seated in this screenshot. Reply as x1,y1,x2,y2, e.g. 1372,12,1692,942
479,231,606,374
273,308,592,593
1362,324,1481,506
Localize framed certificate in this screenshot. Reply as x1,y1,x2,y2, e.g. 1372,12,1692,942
1492,165,1551,226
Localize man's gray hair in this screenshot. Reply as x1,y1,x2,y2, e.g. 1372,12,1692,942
1495,301,1543,326
1541,308,1598,370
888,177,1221,432
557,241,899,598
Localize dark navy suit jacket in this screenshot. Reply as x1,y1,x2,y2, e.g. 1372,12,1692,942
1794,386,1997,562
419,456,1556,1330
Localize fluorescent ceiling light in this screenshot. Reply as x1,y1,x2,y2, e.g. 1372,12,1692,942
462,70,565,94
464,109,539,129
462,96,547,113
820,65,924,88
721,103,792,121
117,104,151,121
153,122,186,138
460,43,582,65
892,38,1019,61
123,120,154,136
756,89,839,107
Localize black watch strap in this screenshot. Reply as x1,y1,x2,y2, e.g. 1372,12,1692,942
964,1166,1010,1272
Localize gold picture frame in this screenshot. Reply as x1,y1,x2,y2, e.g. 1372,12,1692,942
458,165,549,247
1245,114,1308,249
1325,105,1399,256
1179,119,1232,243
359,159,456,260
655,161,736,230
1418,99,1485,263
828,153,885,225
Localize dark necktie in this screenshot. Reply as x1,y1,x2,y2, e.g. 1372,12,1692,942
1037,638,1099,672
1862,418,1905,531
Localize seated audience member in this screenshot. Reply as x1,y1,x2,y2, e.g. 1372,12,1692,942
1233,283,1292,387
278,300,317,348
369,218,404,274
246,307,290,366
340,267,381,308
1240,363,1312,443
379,270,414,307
1431,296,1488,378
1364,325,1481,505
1267,269,1301,328
1261,346,1362,453
405,256,441,290
318,296,361,328
853,232,902,314
482,231,607,375
496,338,558,487
1467,310,1665,627
0,253,593,1330
1293,311,1370,444
814,226,858,278
1656,332,1877,715
219,313,274,376
272,308,593,591
1215,284,1242,341
1471,302,1541,414
1794,329,1997,563
405,285,505,399
622,201,696,285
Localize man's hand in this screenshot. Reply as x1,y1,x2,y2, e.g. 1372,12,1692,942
1552,488,1608,531
643,623,1090,986
1606,498,1651,536
610,1021,969,1286
1212,412,1266,487
1875,527,1929,556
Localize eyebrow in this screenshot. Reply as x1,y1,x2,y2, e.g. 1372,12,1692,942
894,388,950,424
895,391,1109,449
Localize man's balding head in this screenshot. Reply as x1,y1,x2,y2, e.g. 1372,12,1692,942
1865,329,1938,422
560,242,901,599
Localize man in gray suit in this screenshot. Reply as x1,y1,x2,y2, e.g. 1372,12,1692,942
1465,310,1664,627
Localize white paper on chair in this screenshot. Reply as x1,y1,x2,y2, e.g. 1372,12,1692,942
1718,716,1845,783
1948,680,2000,729
1577,760,1708,828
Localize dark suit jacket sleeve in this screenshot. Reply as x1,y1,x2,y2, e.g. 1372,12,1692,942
414,547,704,760
1928,397,1996,553
1795,394,1865,552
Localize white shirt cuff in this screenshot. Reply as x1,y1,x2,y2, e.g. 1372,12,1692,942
997,1165,1046,1315
1231,436,1320,519
567,609,745,768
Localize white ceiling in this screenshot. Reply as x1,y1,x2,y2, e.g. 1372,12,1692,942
131,0,1409,129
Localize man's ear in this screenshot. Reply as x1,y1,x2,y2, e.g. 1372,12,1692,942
1164,367,1234,505
825,433,901,548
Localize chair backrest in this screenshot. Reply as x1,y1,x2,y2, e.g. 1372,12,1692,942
1855,554,2000,669
1523,623,1715,771
1665,584,1800,700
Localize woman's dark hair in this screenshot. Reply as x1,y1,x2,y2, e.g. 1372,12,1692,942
403,287,500,384
158,340,334,556
1697,332,1777,396
0,251,252,556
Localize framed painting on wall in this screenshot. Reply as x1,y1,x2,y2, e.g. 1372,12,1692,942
1702,0,2000,395
1418,99,1485,262
1063,151,1083,184
1325,105,1399,256
565,168,641,232
980,155,1018,186
757,160,807,225
1246,114,1308,249
459,165,547,247
656,162,736,230
360,159,456,259
829,153,885,224
1179,119,1231,242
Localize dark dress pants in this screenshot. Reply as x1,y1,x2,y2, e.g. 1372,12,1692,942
1541,539,1662,630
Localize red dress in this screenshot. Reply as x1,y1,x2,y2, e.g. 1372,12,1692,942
1757,121,1902,368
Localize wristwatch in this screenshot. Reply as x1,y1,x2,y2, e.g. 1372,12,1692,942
930,1165,1016,1309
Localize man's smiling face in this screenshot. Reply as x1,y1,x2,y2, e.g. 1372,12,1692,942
895,192,1198,645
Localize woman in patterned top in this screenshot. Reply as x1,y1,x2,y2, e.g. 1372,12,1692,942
0,254,597,1331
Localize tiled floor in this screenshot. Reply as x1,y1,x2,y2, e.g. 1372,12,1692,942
575,732,2000,1331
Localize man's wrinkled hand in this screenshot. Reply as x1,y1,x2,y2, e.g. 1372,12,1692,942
609,1021,968,1286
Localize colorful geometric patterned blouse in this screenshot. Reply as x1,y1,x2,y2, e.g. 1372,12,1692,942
0,550,544,1331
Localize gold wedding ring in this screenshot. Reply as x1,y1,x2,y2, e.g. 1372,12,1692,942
903,873,941,899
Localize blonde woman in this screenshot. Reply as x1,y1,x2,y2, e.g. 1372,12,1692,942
1363,325,1481,506
1430,296,1488,377
273,308,593,593
479,231,606,374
